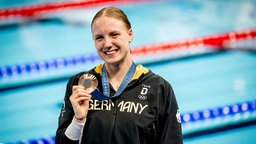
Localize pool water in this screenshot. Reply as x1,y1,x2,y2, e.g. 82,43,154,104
0,0,256,143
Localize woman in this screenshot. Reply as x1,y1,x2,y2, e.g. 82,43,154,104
56,6,183,144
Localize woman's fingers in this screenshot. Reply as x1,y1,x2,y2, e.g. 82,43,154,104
72,91,91,99
72,85,86,93
73,85,94,94
70,85,92,119
70,85,92,108
75,95,92,102
71,86,91,98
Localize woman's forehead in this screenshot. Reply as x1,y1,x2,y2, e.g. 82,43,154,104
94,16,124,26
92,17,126,32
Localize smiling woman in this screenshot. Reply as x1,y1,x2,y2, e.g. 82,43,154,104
55,6,183,144
1,0,256,144
92,16,133,67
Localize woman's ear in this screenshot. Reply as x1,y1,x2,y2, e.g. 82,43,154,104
128,28,133,43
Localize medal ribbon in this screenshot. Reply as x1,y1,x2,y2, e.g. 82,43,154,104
91,62,136,101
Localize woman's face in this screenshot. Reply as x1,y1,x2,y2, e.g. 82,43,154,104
92,16,133,65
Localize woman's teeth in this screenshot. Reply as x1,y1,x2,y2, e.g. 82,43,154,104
105,50,116,55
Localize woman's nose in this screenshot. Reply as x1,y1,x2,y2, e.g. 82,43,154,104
103,37,112,48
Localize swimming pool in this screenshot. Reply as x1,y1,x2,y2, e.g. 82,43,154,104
0,0,256,143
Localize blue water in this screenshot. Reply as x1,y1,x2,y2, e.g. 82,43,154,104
1,0,256,67
0,0,256,143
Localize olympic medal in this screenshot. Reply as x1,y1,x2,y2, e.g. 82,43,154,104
78,73,98,91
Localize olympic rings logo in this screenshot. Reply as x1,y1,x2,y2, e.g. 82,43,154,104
138,95,147,100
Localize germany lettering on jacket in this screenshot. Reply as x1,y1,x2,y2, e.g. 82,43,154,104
89,100,148,114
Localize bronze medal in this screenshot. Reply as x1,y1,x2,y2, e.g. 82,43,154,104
78,73,98,91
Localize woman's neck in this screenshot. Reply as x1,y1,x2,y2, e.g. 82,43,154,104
106,60,132,78
105,59,133,90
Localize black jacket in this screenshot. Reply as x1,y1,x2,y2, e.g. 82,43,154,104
56,64,183,144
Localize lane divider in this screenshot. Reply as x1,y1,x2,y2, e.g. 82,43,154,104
0,29,255,90
10,135,55,144
0,54,101,78
181,100,256,123
9,100,256,144
1,29,255,79
131,29,256,56
0,0,147,20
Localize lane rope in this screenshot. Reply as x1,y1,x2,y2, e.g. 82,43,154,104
0,0,146,20
8,100,256,144
1,29,255,79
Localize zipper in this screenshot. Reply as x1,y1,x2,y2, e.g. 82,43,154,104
109,99,118,143
113,99,118,115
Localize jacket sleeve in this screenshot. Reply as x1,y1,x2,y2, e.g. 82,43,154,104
157,80,183,144
55,74,81,144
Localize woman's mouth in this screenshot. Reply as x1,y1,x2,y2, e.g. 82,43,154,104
104,49,118,55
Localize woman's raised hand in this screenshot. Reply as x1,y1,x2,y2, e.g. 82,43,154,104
70,85,92,123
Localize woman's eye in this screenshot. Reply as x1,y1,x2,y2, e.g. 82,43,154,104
95,36,103,41
111,33,119,38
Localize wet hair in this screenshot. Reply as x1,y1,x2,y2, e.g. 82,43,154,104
91,6,131,30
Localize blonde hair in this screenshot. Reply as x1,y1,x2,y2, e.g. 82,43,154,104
91,6,131,30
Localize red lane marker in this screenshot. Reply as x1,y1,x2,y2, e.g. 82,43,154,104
0,0,147,19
